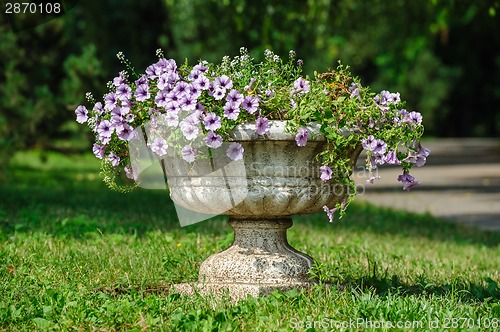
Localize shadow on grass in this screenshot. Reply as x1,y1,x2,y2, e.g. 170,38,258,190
295,203,500,248
335,273,500,303
0,165,229,239
91,273,500,305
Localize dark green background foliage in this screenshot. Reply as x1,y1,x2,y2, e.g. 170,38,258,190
1,0,499,172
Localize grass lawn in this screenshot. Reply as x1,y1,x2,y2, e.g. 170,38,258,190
1,151,499,331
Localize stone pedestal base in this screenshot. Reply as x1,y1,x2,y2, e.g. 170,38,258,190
172,217,317,301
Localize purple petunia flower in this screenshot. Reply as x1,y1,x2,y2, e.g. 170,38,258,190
207,81,216,96
255,117,270,135
148,137,168,157
164,101,179,113
349,83,361,100
323,205,337,223
108,152,120,167
375,90,389,105
116,84,132,101
417,144,431,167
293,77,310,93
188,69,202,81
125,113,134,123
226,142,244,161
205,131,223,148
223,102,240,120
362,136,387,156
124,164,136,180
193,62,209,73
195,102,204,112
213,87,226,101
163,111,179,127
415,155,427,167
193,76,210,91
110,107,123,126
99,135,111,145
319,165,333,182
120,99,133,115
97,120,113,138
226,89,244,107
113,73,126,87
135,75,148,87
373,153,386,165
203,113,222,131
93,102,103,115
404,146,429,167
165,91,181,106
179,93,198,111
384,150,400,165
157,74,170,91
173,81,189,97
75,105,88,124
387,91,401,104
135,85,151,102
155,90,169,108
153,58,169,74
181,145,197,163
242,95,259,114
214,75,233,90
374,90,401,111
397,172,420,191
295,127,309,147
157,58,176,74
180,121,199,140
92,143,105,159
419,145,431,158
372,139,387,155
166,72,179,85
188,84,202,99
404,111,423,125
104,92,118,111
362,135,376,151
116,123,134,141
145,64,157,79
184,111,202,126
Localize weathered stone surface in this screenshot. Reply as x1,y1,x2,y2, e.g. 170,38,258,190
172,218,318,302
170,121,361,301
200,218,312,283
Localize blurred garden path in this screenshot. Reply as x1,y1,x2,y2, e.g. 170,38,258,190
354,139,500,231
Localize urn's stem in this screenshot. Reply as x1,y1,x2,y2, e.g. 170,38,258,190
198,217,315,285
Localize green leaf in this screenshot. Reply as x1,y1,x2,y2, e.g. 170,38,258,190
32,317,52,329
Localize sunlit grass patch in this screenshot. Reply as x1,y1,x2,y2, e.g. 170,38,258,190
1,151,499,330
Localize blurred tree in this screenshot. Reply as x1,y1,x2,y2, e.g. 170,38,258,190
1,0,499,179
432,0,500,136
0,15,88,174
0,0,168,177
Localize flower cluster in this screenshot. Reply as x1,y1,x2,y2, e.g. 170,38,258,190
75,47,429,222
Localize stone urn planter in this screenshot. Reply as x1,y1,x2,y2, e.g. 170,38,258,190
74,48,430,303
167,121,362,300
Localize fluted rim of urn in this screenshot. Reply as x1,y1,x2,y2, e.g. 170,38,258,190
231,120,326,142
